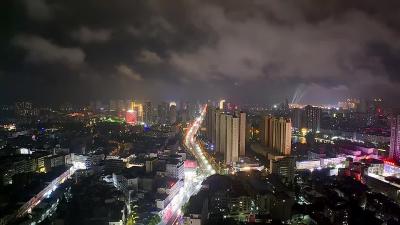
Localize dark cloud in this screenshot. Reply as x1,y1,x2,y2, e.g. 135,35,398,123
136,49,164,65
12,35,85,66
23,0,53,22
71,27,112,43
1,0,400,105
115,64,143,81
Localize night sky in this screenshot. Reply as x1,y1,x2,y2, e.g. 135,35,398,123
1,0,400,105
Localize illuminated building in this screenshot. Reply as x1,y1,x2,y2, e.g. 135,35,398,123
296,160,321,170
216,113,240,164
130,101,143,123
219,113,237,164
383,160,400,175
338,98,360,110
260,116,292,155
155,178,184,209
205,106,244,164
184,160,198,169
226,115,239,164
112,170,139,197
166,159,184,180
371,98,384,116
215,109,221,153
69,153,104,170
169,101,177,107
234,157,264,172
211,108,217,145
271,156,296,184
219,99,226,110
389,114,400,163
219,114,227,156
205,106,221,147
125,110,137,125
304,105,321,133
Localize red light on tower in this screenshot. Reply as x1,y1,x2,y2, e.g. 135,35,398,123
125,110,137,125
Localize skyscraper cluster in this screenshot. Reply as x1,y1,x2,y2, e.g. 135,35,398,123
205,106,246,165
290,105,321,133
89,99,198,126
260,116,292,155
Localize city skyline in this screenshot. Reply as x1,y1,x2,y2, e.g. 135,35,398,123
2,1,400,225
2,0,400,105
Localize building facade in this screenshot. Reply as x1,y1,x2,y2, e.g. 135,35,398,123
390,115,400,163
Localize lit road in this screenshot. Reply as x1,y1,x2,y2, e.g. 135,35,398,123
162,105,215,225
16,167,76,219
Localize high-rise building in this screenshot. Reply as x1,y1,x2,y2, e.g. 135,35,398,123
169,103,177,124
217,114,239,164
187,103,197,120
143,101,153,125
157,102,169,124
226,115,233,163
219,100,226,110
236,111,246,156
357,99,368,113
166,159,184,180
205,106,214,142
177,101,188,123
205,105,221,147
125,110,137,125
338,98,360,111
215,110,221,153
211,109,217,146
390,114,400,163
130,101,143,123
369,98,384,116
290,108,303,129
205,107,244,164
270,156,296,184
231,116,239,163
260,115,269,147
219,114,227,156
260,116,292,155
304,105,321,133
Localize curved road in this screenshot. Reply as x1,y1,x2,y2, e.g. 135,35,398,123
162,105,215,225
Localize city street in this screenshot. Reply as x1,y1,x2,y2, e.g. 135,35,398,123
162,106,215,225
